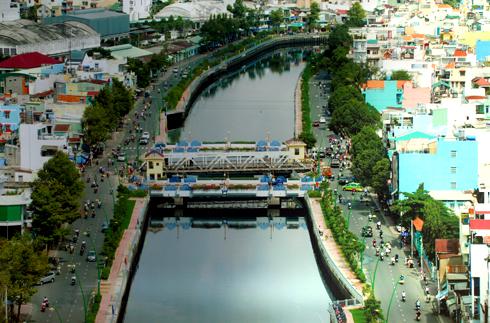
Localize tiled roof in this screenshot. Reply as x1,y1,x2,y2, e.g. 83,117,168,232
365,80,385,89
454,49,467,57
0,52,60,69
435,239,459,254
54,124,70,132
465,95,486,100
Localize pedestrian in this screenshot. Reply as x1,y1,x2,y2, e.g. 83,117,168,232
372,239,377,248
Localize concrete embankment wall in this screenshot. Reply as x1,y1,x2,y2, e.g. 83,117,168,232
95,197,150,323
303,195,364,304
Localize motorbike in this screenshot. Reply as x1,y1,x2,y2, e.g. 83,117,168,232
415,300,421,311
401,293,406,302
71,276,76,286
40,302,46,312
80,245,85,256
399,275,405,285
97,200,102,208
395,254,399,263
416,310,421,321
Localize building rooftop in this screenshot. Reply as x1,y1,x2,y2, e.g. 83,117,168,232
0,19,98,46
69,8,127,20
0,52,60,69
106,44,153,60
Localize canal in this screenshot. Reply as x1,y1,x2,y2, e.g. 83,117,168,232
124,50,335,322
168,49,306,143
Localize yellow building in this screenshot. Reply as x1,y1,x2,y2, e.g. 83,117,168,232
285,139,307,160
144,150,165,181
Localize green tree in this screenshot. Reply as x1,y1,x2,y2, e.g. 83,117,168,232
329,99,379,135
82,102,112,146
270,9,284,32
346,2,366,27
371,158,390,196
364,292,384,322
443,0,459,8
31,152,83,245
392,184,459,260
307,3,320,31
327,24,352,52
111,79,135,119
0,236,49,322
390,70,412,80
327,85,363,114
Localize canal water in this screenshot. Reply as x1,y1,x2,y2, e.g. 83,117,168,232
168,50,306,143
124,209,334,323
124,50,334,322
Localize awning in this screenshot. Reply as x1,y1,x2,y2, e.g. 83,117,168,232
436,289,448,300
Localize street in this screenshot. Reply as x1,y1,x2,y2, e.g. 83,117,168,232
28,56,205,323
308,73,449,323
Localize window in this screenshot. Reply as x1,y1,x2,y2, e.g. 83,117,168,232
3,110,10,119
149,161,154,169
460,70,465,76
450,167,456,174
451,182,457,189
450,150,457,157
156,163,159,166
294,148,300,155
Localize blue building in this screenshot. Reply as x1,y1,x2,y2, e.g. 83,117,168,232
393,139,478,197
0,105,21,132
362,80,406,112
476,40,490,62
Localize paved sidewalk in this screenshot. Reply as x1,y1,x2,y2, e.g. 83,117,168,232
310,197,364,294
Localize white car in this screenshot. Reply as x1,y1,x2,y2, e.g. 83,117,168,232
319,117,326,124
141,132,150,140
117,153,126,162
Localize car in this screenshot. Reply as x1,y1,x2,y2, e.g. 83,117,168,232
313,121,320,127
139,138,148,145
86,250,96,262
343,182,364,192
101,222,109,233
325,147,333,156
141,131,150,140
38,271,56,285
173,67,179,74
318,151,326,158
117,153,126,162
337,177,350,185
361,226,373,237
319,116,326,124
330,159,340,168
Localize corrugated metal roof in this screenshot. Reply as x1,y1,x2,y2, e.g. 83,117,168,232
107,44,152,59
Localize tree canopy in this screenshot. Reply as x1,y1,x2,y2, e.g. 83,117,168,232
392,184,459,260
31,152,84,245
389,70,412,80
327,85,363,114
346,2,366,27
270,9,284,31
307,3,320,30
82,79,135,146
0,236,48,322
330,99,379,136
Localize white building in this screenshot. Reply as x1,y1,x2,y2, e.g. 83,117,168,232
19,123,68,174
155,0,234,24
122,0,152,22
0,19,100,57
0,1,20,22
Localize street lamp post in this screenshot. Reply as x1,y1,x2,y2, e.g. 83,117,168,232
347,207,352,228
385,281,400,323
74,270,88,323
371,256,381,293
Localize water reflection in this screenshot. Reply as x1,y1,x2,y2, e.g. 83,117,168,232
124,214,333,323
167,49,309,143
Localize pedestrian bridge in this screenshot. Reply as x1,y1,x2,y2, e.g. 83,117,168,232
144,140,312,178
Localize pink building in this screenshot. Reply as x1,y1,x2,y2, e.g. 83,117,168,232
401,82,431,111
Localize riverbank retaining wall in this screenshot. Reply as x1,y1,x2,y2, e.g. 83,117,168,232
304,195,364,305
95,197,149,323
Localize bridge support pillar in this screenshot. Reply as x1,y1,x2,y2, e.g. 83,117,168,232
173,197,185,206
267,208,280,218
174,208,184,218
268,197,281,206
